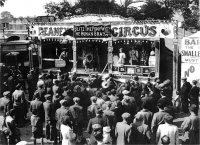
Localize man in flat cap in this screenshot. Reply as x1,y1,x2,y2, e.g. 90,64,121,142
151,100,168,143
33,80,46,103
69,97,83,140
121,90,137,118
87,108,108,145
87,96,101,120
55,99,72,143
12,83,26,127
189,80,199,108
181,104,199,144
115,112,132,145
30,91,45,144
43,94,54,142
130,75,142,107
180,77,192,113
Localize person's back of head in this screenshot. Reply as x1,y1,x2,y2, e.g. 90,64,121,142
164,114,173,124
96,91,102,98
90,96,97,103
157,99,166,110
61,115,72,127
73,97,80,104
189,104,198,115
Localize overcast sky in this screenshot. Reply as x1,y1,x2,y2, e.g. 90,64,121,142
0,0,147,17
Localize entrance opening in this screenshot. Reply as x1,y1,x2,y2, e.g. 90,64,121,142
76,40,108,72
41,40,73,71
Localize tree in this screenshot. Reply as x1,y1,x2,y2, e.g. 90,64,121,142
0,0,6,7
44,0,199,29
44,1,75,19
157,0,199,29
44,0,120,18
1,11,14,19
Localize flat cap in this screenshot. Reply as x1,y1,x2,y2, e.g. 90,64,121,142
37,80,44,87
90,96,97,102
60,99,67,105
44,94,51,99
122,90,130,95
73,97,80,102
3,91,10,96
122,112,131,119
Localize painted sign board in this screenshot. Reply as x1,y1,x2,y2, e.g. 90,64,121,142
181,63,200,84
74,25,111,38
181,37,200,84
30,21,175,39
111,22,175,39
181,37,200,63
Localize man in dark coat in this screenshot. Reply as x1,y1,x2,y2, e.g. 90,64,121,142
151,100,168,143
34,80,46,102
43,94,54,141
7,73,15,93
69,97,83,141
55,99,72,143
180,77,192,113
30,92,45,144
189,80,199,108
86,109,109,145
87,96,101,120
12,83,26,127
115,112,132,145
27,70,34,101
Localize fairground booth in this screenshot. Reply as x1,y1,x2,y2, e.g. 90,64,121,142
29,14,177,82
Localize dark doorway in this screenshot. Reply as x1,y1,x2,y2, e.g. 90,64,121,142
76,40,108,72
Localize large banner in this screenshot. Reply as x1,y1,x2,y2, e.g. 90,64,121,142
111,22,175,39
181,37,200,83
30,22,175,39
74,25,111,38
30,25,73,37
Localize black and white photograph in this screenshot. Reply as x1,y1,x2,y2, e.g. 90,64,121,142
0,0,199,145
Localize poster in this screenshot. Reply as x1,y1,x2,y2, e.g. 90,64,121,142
181,37,200,83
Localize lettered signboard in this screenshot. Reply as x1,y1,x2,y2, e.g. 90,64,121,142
181,37,200,83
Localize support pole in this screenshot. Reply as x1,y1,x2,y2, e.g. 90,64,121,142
72,40,77,73
38,39,42,70
173,21,179,94
0,45,2,98
155,40,160,78
107,40,113,73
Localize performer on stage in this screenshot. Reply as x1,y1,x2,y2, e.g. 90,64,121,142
129,48,138,65
118,48,126,66
59,48,72,74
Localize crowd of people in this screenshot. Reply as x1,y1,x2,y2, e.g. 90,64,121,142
0,66,199,145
